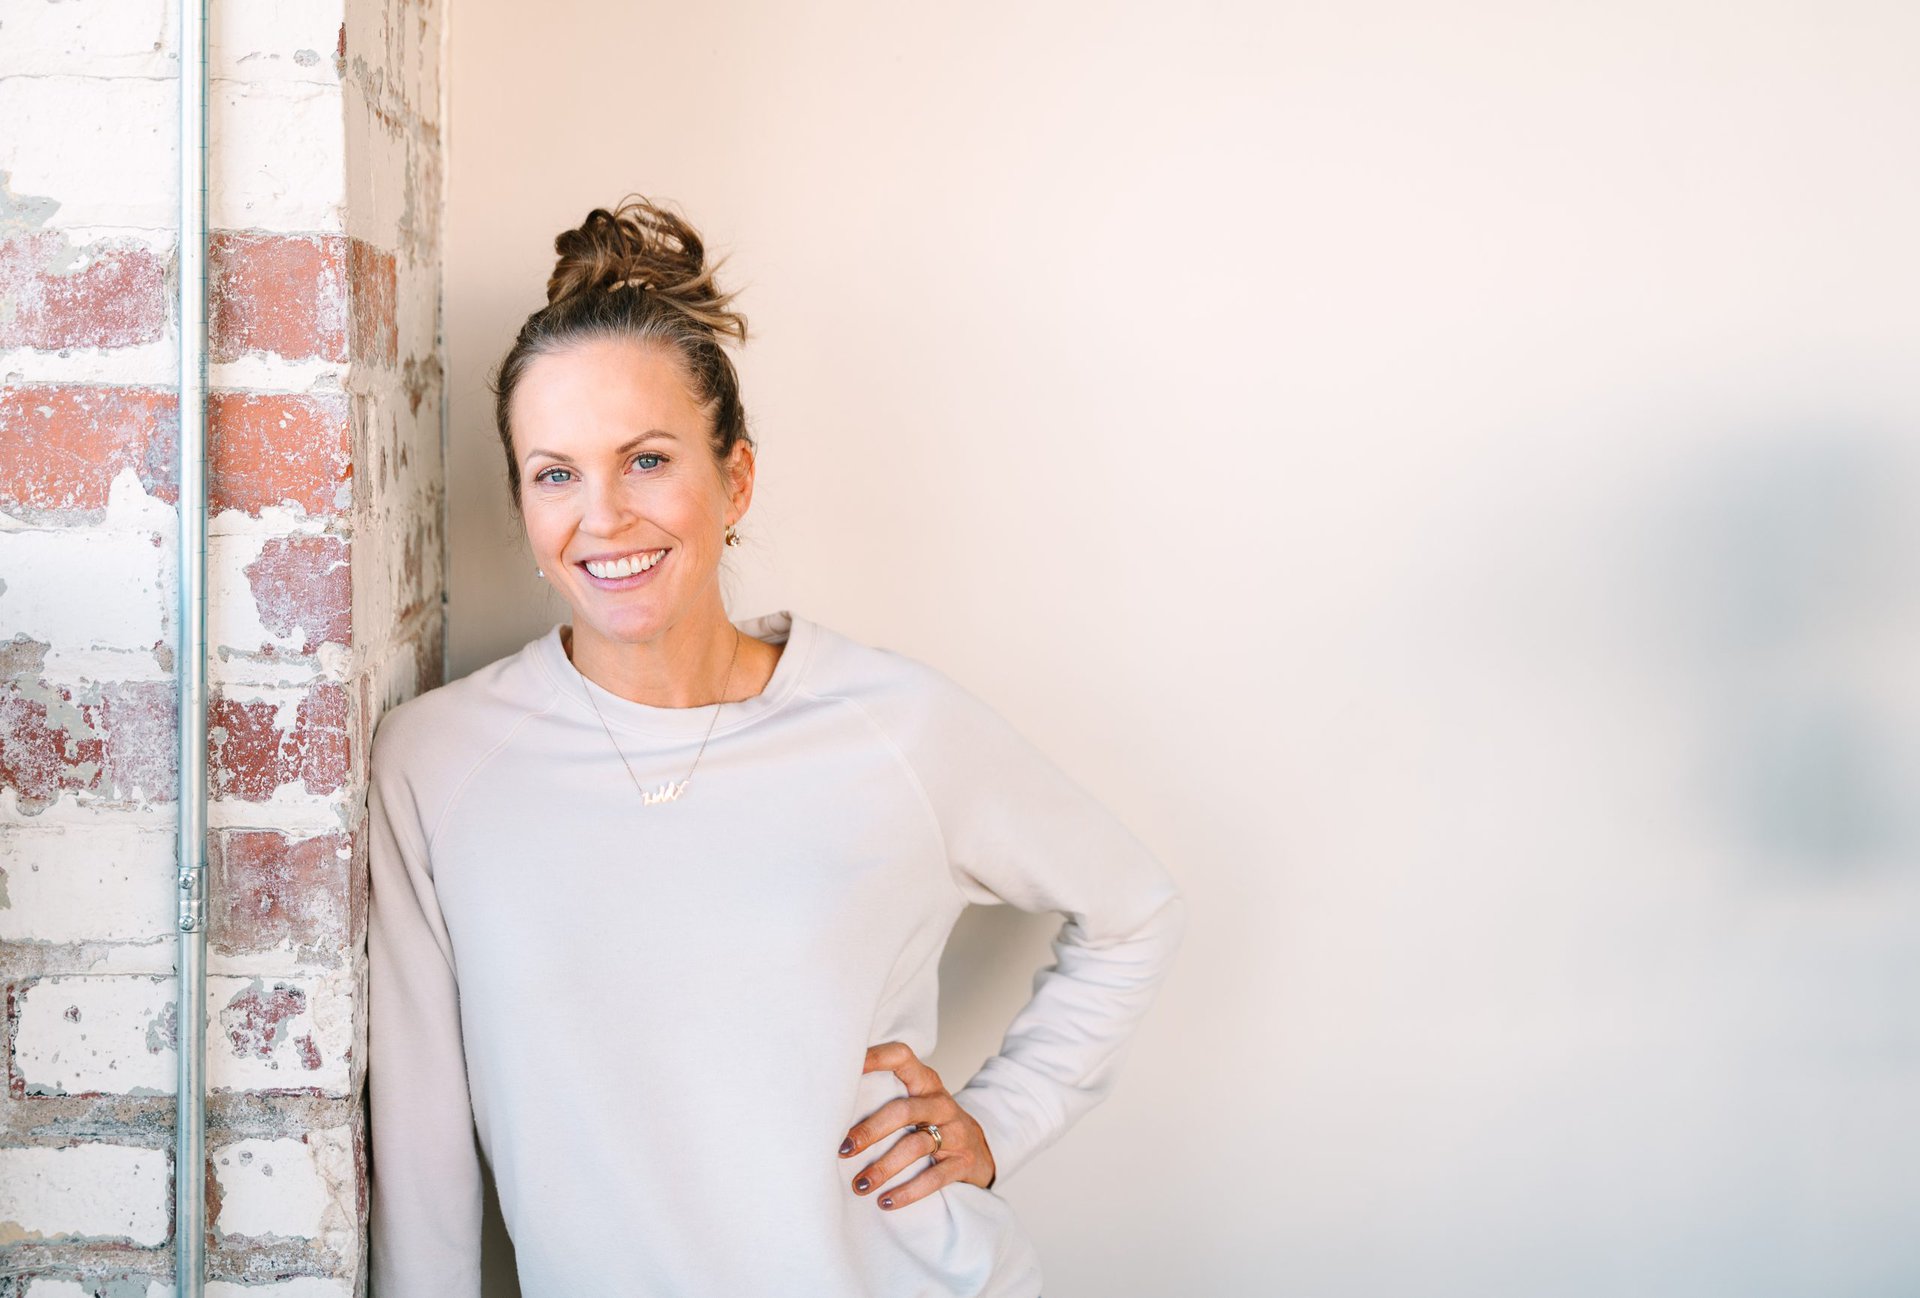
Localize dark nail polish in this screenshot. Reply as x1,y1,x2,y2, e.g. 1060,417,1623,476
855,1177,870,1192
880,1196,893,1208
839,1138,853,1156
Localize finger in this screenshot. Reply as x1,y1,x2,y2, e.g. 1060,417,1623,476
862,1041,944,1096
871,1156,967,1211
840,1095,945,1161
849,1125,941,1197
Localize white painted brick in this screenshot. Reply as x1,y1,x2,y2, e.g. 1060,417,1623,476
11,972,354,1097
211,1128,352,1249
13,975,175,1096
0,0,171,78
0,76,177,230
0,78,346,235
340,83,409,252
22,1279,92,1298
0,348,349,393
0,1144,169,1245
210,79,346,232
0,335,177,387
1,0,347,83
213,0,347,85
0,821,174,943
208,972,354,1095
205,781,350,837
0,527,170,660
207,526,347,662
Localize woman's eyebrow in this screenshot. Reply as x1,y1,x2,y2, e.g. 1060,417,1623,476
524,431,676,465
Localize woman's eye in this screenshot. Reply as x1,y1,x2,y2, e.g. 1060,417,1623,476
533,453,663,486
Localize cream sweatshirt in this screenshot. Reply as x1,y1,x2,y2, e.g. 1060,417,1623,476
366,609,1187,1298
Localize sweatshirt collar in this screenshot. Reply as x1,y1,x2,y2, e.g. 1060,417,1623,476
531,609,816,742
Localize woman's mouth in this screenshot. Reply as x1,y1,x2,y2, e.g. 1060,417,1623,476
577,547,671,589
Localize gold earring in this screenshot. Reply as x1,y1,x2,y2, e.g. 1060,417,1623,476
724,524,741,547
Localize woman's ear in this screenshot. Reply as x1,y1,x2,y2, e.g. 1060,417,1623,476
724,440,757,517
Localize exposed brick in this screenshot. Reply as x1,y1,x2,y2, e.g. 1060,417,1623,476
211,829,351,956
211,391,352,518
2,0,447,1272
210,231,348,364
348,239,397,367
0,680,177,812
208,974,351,1094
0,384,179,513
8,972,351,1099
211,683,348,802
0,231,169,351
245,534,352,655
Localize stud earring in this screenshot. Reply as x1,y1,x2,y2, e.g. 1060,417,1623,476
724,524,741,547
536,567,544,578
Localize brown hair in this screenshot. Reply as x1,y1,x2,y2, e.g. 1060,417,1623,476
487,194,752,519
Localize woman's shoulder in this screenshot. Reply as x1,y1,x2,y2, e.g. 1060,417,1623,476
369,628,561,785
799,616,1004,742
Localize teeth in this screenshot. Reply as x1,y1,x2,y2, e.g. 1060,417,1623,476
584,548,668,579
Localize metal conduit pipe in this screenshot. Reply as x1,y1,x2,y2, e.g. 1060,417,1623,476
173,0,211,1288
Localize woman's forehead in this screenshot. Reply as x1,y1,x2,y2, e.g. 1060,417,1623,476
513,341,701,442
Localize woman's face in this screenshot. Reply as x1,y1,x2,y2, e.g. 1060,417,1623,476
509,335,751,645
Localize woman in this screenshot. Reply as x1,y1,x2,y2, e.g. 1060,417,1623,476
366,195,1187,1298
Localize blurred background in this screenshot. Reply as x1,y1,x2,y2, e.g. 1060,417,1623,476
446,3,1920,1294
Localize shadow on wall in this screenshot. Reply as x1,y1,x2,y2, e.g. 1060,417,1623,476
1630,422,1919,883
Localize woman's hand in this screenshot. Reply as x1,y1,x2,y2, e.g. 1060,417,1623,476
839,1041,998,1209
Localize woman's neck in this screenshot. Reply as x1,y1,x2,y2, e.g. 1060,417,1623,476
563,616,783,709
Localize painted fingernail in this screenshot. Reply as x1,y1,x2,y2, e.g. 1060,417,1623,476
880,1196,894,1209
839,1138,854,1156
855,1177,870,1192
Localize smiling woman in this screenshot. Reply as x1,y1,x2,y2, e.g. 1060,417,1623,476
364,194,1186,1298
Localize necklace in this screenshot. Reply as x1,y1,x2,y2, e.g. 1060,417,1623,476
567,625,744,806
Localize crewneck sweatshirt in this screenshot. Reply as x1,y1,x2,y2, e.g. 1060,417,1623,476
367,609,1187,1298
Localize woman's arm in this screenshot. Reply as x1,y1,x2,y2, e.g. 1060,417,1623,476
900,668,1190,1188
366,707,485,1297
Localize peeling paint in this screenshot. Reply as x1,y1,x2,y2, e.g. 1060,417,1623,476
0,169,60,234
222,978,308,1061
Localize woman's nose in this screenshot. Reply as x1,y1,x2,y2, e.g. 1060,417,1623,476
579,476,638,532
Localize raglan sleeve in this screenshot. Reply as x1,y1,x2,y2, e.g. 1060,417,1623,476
906,668,1189,1188
366,704,485,1298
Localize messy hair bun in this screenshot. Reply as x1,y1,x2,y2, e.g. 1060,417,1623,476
545,197,748,342
489,193,754,517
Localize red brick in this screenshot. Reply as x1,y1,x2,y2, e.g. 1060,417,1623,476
0,232,169,351
349,239,397,368
211,683,348,801
210,232,348,364
0,681,177,811
211,391,352,518
211,829,351,955
221,981,306,1061
0,384,179,512
245,533,352,655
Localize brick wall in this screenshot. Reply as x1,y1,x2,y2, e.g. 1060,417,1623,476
0,0,447,1292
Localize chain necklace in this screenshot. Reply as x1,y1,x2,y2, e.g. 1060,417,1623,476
566,625,743,806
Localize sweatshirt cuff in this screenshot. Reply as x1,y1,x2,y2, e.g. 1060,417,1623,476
951,1053,1067,1189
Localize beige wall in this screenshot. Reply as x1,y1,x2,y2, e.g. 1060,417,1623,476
447,3,1920,1293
